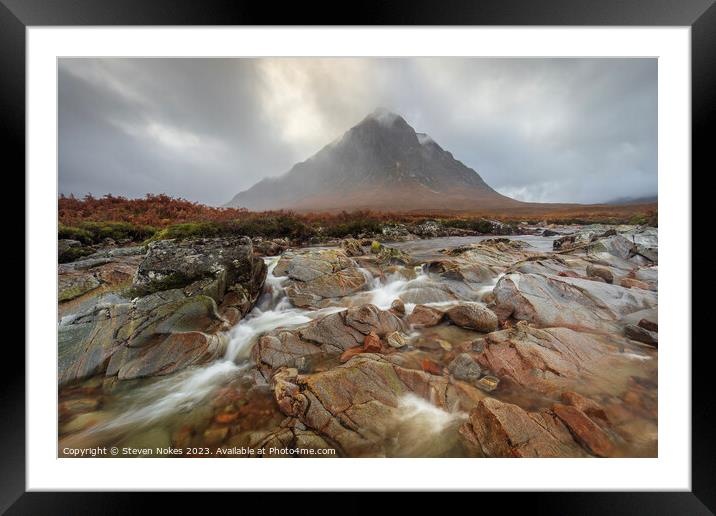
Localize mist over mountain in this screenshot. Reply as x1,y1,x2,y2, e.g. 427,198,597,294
226,109,523,212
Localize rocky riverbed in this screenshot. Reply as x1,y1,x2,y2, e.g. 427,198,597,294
57,224,658,458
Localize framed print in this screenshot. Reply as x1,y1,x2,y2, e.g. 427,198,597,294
4,0,713,511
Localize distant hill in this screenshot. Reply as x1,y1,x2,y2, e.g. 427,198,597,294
602,195,658,205
226,108,525,212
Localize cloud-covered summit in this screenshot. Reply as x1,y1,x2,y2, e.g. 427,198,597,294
59,58,657,206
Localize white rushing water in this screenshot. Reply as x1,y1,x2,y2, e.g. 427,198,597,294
90,251,502,434
388,394,467,457
359,265,431,310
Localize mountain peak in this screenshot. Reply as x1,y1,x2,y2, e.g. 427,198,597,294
226,110,520,212
366,107,402,126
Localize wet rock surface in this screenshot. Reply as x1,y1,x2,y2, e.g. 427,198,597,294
460,397,588,457
58,238,267,387
269,354,482,456
274,249,368,308
445,303,498,332
58,250,144,305
58,224,658,458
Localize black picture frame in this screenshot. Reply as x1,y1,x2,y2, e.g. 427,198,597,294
3,0,711,512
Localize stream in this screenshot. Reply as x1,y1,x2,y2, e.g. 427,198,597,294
58,234,657,458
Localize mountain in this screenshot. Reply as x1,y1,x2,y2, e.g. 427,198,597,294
225,108,523,212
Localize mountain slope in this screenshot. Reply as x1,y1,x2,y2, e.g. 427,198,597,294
226,108,522,212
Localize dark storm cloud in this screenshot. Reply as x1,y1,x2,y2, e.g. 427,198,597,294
58,58,656,205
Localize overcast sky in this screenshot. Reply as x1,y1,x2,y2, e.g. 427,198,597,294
59,58,657,206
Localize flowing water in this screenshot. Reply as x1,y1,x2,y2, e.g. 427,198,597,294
58,235,657,458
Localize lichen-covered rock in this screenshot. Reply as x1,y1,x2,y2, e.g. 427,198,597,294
58,239,94,263
58,238,267,386
340,238,364,257
58,251,144,304
134,237,266,300
251,237,289,256
58,273,101,302
373,244,412,265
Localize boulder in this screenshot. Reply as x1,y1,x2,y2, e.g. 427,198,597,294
443,239,533,270
591,234,636,258
447,353,482,383
386,331,407,348
493,272,657,334
58,273,101,302
552,404,615,457
411,220,442,238
445,303,498,332
274,249,367,308
475,322,651,395
298,312,366,353
58,251,146,308
624,324,658,347
397,282,457,305
134,237,266,301
407,305,445,327
254,332,323,371
638,318,658,332
560,391,609,423
586,264,614,284
58,238,267,386
253,304,405,376
426,259,494,284
459,398,587,457
374,244,412,265
58,239,82,253
285,267,366,307
58,239,93,263
85,246,145,259
59,290,227,385
363,331,382,353
111,330,228,380
620,278,651,290
271,354,483,456
251,238,289,256
381,224,413,240
390,298,406,315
